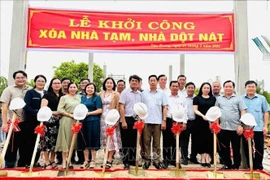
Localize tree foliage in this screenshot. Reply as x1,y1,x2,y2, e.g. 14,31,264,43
53,60,105,91
0,76,8,97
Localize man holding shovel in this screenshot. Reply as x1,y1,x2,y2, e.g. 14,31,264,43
242,80,269,170
119,75,143,169
0,70,31,167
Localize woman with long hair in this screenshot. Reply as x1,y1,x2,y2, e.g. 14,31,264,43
193,82,216,168
99,77,122,169
40,78,63,169
55,82,81,169
23,75,47,168
78,83,102,169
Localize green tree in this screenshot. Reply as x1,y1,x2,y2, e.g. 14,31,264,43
27,79,35,87
0,76,8,109
53,60,105,92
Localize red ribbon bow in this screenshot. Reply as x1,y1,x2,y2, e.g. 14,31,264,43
171,122,182,136
72,122,82,134
106,127,115,137
3,118,21,133
34,124,46,137
243,129,254,140
210,121,221,134
133,121,145,134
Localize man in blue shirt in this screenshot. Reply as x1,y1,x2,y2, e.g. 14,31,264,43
242,80,270,170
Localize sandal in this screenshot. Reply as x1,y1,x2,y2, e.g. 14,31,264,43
50,161,58,169
89,161,95,169
44,163,53,169
105,161,113,169
80,161,90,169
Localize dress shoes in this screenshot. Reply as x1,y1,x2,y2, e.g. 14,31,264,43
181,159,188,165
219,165,231,170
153,162,163,169
124,163,130,169
143,161,151,169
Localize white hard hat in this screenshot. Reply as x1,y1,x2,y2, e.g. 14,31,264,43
172,106,185,123
105,109,120,126
133,102,148,120
205,106,222,122
240,113,257,127
37,106,52,122
73,104,88,120
9,97,26,110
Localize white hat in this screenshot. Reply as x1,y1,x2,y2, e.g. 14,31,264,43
9,97,26,110
105,109,120,126
205,106,222,122
37,106,52,122
73,104,88,120
172,106,185,122
240,113,257,126
133,103,148,120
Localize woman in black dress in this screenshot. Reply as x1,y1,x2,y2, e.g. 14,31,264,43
40,78,63,169
193,82,216,168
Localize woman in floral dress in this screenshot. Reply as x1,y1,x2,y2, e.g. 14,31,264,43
100,77,122,169
40,78,63,169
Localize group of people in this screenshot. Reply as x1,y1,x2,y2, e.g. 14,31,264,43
0,70,269,172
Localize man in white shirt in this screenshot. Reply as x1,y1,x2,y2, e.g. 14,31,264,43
163,80,188,168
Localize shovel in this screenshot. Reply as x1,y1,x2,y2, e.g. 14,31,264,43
169,123,186,177
21,122,44,177
57,120,79,177
129,119,144,176
244,137,260,179
21,106,52,177
99,129,112,178
0,98,26,177
208,132,224,178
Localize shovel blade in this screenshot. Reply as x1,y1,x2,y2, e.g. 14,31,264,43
95,172,112,178
128,166,145,176
244,172,261,179
169,169,186,177
20,172,39,177
0,170,8,177
57,170,75,177
207,171,224,178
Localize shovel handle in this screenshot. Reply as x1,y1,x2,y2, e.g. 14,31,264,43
248,138,253,178
0,113,17,166
29,122,43,174
213,133,217,178
176,133,180,171
102,135,111,174
66,120,79,170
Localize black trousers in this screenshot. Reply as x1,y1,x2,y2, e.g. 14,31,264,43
18,121,40,167
163,117,178,163
5,121,25,168
218,129,241,168
180,120,197,160
242,131,264,170
120,117,137,166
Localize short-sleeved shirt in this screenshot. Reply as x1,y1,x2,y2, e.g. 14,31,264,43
186,96,195,121
0,85,32,121
43,92,63,111
215,94,247,131
167,93,188,123
81,95,102,121
119,88,142,117
242,94,270,131
142,89,168,124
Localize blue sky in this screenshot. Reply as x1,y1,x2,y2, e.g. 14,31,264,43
1,1,270,90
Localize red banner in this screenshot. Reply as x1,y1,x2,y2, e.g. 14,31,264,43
27,8,235,52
